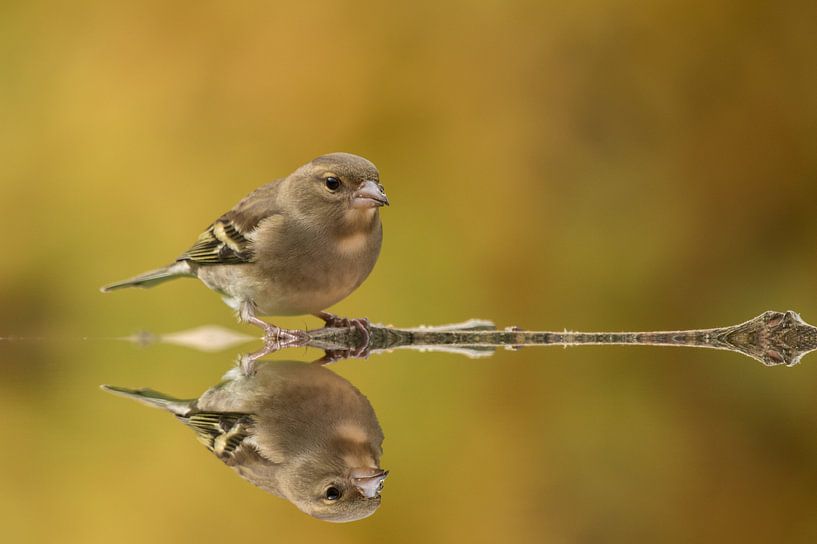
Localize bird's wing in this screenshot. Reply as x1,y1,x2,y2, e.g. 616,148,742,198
178,218,255,264
177,181,283,266
177,412,256,461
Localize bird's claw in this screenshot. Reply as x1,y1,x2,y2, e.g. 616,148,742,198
316,312,372,350
238,327,308,375
313,312,372,363
262,325,307,345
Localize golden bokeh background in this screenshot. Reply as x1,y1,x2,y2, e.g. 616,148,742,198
2,1,817,542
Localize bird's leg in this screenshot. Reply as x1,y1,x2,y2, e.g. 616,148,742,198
236,303,309,376
314,311,372,358
239,301,306,345
238,339,289,375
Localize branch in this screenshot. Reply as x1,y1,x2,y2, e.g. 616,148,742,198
300,310,817,366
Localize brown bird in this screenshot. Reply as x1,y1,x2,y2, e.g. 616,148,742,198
102,360,388,522
101,153,388,348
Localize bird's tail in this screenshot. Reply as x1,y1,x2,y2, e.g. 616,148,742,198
101,385,194,416
100,261,194,292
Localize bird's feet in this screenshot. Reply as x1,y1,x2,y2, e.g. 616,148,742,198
239,301,307,343
255,319,305,344
314,311,372,353
238,331,308,375
237,302,308,374
314,344,373,365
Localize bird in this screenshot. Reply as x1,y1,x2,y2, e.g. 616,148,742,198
101,152,388,349
102,359,388,522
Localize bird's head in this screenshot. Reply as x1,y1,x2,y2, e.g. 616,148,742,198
287,152,389,232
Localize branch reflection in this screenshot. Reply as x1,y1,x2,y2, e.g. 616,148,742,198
264,310,817,367
121,310,817,367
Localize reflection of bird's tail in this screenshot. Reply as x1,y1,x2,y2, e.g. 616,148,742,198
101,385,193,416
99,261,194,292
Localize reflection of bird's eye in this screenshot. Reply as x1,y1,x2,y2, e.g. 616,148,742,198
325,177,340,191
325,486,342,501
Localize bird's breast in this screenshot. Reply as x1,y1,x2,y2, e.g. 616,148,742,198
335,231,371,256
214,220,382,316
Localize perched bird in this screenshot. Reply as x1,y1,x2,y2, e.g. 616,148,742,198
101,153,388,343
102,360,388,522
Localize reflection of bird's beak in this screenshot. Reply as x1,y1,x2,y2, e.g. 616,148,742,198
351,467,389,499
352,180,389,208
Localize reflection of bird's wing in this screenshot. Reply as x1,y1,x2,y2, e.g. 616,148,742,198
178,411,284,497
177,181,283,266
177,412,256,461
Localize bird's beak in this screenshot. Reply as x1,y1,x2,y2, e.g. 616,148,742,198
352,180,389,208
351,467,389,499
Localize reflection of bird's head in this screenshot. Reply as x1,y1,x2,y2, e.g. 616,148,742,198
285,152,389,232
282,450,389,523
248,360,387,522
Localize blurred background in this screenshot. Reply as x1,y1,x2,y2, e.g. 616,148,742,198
2,0,817,542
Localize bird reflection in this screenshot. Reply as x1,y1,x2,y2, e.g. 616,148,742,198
103,360,387,522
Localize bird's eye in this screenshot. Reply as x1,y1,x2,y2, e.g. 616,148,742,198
325,486,342,501
325,177,341,191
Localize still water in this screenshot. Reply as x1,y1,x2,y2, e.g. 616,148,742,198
4,310,816,543
98,310,817,522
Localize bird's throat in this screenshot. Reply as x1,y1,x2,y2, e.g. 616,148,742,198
343,207,378,230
